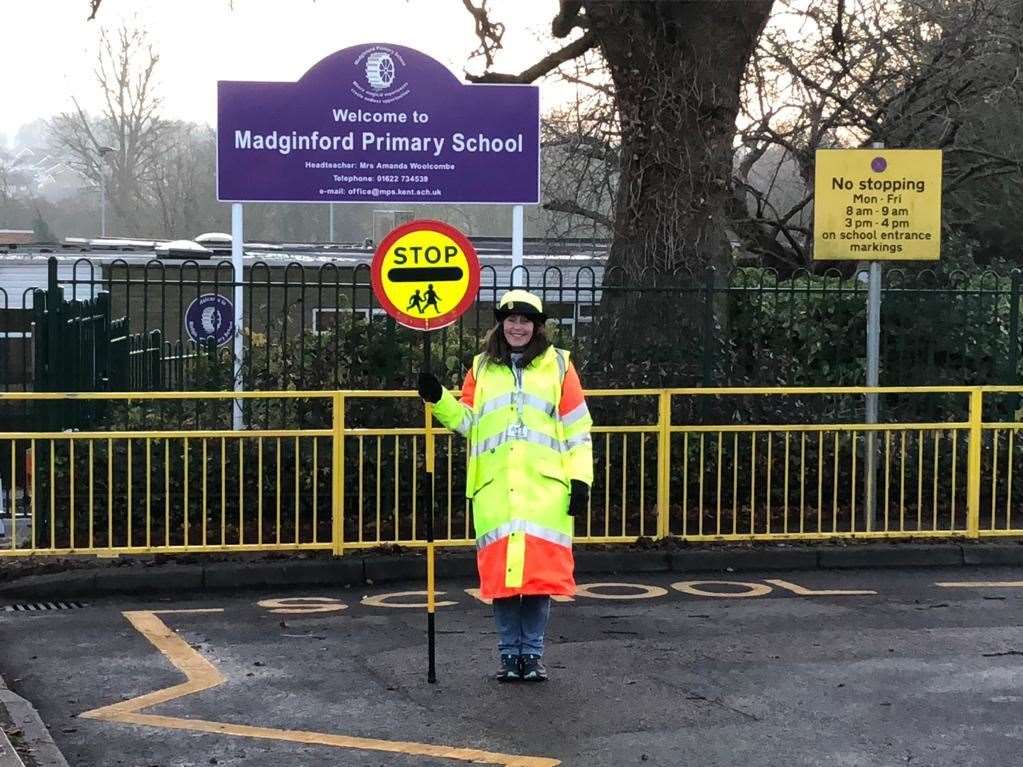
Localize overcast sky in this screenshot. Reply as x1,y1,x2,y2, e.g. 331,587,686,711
4,0,560,146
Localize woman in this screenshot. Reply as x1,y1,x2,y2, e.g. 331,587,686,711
417,289,593,682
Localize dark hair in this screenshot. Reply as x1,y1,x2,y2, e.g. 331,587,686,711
483,319,550,368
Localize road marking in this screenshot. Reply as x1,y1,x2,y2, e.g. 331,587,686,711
671,580,772,598
82,609,559,766
936,581,1023,588
82,609,226,720
573,582,668,600
360,590,458,608
765,579,877,596
144,608,227,614
2,601,87,612
257,597,348,614
464,588,493,604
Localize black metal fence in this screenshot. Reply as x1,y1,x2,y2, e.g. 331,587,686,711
1,256,1021,398
31,285,113,394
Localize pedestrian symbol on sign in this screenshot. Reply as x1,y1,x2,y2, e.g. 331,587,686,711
403,285,443,315
422,284,441,314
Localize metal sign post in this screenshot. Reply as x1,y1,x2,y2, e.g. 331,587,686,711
371,220,481,684
864,141,884,531
864,260,881,530
422,330,437,683
231,203,245,431
512,205,524,287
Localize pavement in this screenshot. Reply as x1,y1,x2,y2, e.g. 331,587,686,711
0,660,71,767
2,541,1022,601
3,562,1023,766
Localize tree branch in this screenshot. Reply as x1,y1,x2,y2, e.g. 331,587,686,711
946,161,1023,194
552,0,585,38
542,198,612,228
947,146,1023,166
541,133,618,163
462,0,505,68
466,30,597,84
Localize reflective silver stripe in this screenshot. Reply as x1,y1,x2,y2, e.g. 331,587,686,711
564,434,592,451
476,519,573,550
470,427,563,457
454,410,473,437
472,432,510,456
477,392,514,418
527,430,563,452
477,391,557,420
555,349,567,382
561,402,590,427
520,392,557,418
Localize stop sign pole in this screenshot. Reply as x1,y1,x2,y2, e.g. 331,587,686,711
423,330,437,683
371,220,481,684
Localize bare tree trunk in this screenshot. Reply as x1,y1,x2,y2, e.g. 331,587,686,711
590,2,770,276
585,2,772,382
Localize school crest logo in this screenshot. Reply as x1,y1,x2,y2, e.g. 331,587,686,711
352,46,410,104
185,293,235,347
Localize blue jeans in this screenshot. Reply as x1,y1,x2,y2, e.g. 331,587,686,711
492,595,552,657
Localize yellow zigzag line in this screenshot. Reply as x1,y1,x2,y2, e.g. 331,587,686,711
82,609,559,767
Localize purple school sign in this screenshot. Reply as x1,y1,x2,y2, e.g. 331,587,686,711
217,44,540,204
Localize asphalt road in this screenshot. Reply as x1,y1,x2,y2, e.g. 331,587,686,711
2,567,1023,767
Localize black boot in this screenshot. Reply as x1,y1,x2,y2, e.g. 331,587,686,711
496,655,522,682
520,654,547,682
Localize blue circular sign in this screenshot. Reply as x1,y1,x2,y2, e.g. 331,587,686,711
185,293,234,347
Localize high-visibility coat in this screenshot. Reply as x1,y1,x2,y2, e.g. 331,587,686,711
433,346,593,598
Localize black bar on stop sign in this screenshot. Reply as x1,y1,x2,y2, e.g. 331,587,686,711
387,267,464,282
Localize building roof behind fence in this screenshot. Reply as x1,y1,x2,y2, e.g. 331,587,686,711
0,234,610,308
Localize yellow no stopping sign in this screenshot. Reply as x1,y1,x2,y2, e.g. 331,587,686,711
814,149,942,261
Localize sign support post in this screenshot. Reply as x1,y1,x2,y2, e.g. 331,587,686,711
423,330,437,683
864,259,881,530
512,205,524,287
863,140,884,531
371,219,481,685
231,202,245,431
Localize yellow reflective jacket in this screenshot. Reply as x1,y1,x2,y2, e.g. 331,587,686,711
433,346,593,598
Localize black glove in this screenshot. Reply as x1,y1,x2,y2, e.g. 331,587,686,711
568,480,589,516
417,371,443,404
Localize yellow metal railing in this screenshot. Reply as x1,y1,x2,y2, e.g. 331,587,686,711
1,386,1022,557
